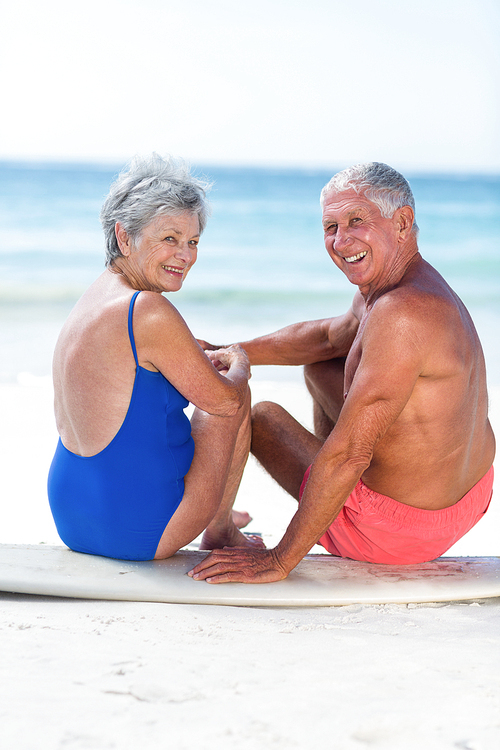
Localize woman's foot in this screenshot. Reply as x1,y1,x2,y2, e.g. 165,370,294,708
232,509,252,529
199,523,265,551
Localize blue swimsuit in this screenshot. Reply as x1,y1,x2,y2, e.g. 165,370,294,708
48,292,195,560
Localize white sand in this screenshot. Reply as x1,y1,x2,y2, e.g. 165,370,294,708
1,374,499,749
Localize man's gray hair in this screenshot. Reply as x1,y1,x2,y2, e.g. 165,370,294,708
320,162,418,235
100,153,212,268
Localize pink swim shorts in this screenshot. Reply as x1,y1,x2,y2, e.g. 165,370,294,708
299,466,494,564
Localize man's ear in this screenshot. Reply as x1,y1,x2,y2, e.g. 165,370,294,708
115,222,132,256
397,206,415,241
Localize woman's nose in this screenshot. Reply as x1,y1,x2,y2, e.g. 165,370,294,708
176,242,195,263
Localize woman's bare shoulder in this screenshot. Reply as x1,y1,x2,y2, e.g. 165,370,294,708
130,290,194,347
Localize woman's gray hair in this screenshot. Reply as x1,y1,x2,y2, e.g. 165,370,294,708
100,153,212,267
320,162,418,235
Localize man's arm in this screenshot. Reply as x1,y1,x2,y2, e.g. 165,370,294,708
239,308,358,366
188,296,426,583
198,296,361,367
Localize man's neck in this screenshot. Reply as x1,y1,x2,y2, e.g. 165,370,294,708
360,240,421,307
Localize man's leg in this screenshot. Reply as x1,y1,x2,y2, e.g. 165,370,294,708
304,357,346,441
249,357,346,501
251,401,322,501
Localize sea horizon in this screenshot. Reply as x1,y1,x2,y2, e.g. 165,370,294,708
1,160,499,386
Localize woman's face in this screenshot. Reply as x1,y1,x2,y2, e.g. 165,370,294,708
117,212,200,293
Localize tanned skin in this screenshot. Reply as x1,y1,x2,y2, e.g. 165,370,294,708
53,213,264,559
189,189,495,583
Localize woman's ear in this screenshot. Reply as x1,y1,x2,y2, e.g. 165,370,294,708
115,222,132,256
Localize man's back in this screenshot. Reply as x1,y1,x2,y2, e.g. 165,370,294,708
347,256,495,509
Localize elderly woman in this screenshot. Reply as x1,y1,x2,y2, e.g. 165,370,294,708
48,154,260,561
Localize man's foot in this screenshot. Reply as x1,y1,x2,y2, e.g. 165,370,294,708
232,509,252,529
199,523,266,551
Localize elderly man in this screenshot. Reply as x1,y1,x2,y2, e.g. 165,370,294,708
189,162,495,584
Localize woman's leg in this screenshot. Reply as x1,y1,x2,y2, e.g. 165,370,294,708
154,388,259,559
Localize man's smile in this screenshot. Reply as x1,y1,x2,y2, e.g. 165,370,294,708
344,251,367,263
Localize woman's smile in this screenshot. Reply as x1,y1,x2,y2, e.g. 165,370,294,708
115,212,201,293
162,264,186,277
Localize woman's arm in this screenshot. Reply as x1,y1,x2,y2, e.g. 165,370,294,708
132,292,250,416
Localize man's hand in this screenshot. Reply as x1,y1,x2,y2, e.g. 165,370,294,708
187,547,289,584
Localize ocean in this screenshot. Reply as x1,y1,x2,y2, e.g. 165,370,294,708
1,161,499,386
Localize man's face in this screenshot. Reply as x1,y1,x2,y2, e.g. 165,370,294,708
322,189,404,295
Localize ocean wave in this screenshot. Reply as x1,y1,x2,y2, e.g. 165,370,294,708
0,285,87,305
0,283,355,311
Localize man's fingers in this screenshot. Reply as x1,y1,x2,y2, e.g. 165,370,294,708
188,550,251,581
190,565,249,583
187,549,238,578
187,547,287,585
204,571,245,584
194,565,261,584
190,561,238,581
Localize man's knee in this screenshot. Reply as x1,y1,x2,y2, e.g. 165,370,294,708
250,401,285,463
251,401,302,453
251,400,285,430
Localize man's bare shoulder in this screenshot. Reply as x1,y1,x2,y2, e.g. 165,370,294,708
371,262,463,328
363,265,479,380
351,290,365,321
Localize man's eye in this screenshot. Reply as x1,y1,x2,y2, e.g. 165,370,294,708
189,239,199,246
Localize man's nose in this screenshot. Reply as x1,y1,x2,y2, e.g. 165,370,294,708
333,226,352,251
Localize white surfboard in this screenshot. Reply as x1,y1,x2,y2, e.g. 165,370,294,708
1,544,499,606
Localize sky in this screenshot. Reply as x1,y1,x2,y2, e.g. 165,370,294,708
1,0,499,173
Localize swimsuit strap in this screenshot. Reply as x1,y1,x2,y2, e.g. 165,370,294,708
128,291,141,367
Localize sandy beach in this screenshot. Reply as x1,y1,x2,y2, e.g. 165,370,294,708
1,374,499,749
1,0,499,743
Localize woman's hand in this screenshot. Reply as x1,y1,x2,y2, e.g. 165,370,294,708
205,345,251,381
196,339,224,351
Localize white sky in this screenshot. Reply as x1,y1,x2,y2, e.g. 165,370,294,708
1,0,499,172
